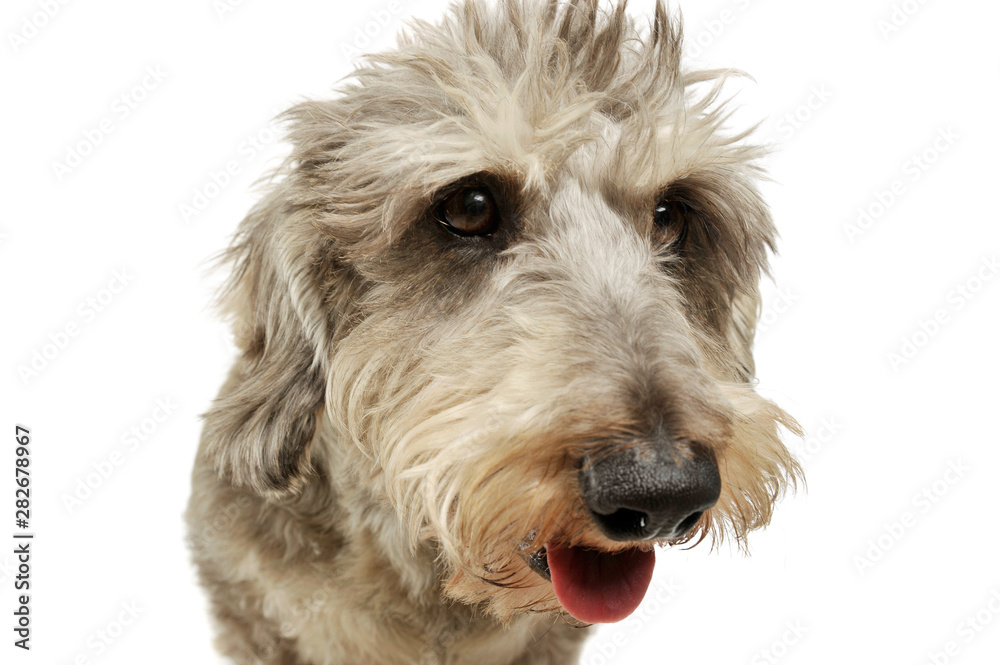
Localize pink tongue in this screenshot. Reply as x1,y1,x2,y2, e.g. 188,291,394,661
547,544,655,624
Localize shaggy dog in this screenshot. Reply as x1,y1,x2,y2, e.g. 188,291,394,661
186,1,802,663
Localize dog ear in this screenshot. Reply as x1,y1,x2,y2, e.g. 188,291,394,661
200,195,328,497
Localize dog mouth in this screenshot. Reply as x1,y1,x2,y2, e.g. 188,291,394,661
521,543,656,624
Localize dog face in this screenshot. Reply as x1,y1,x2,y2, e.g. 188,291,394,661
203,0,801,625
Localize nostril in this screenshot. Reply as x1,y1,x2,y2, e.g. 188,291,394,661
674,510,703,537
591,507,651,540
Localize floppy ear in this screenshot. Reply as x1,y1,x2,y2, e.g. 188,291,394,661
200,193,329,497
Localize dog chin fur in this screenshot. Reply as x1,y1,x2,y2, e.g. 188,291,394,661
186,1,802,663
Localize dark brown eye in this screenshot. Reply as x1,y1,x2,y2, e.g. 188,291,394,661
436,187,499,236
654,199,689,247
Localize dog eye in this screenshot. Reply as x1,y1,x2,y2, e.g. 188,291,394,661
436,187,499,237
654,200,689,247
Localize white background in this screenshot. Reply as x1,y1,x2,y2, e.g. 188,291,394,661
2,0,999,663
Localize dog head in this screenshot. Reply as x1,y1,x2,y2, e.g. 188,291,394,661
203,0,802,625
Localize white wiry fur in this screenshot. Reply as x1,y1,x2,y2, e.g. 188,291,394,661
186,1,802,663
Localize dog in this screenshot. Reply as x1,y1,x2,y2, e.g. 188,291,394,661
186,1,802,663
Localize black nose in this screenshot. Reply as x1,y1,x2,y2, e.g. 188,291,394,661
579,441,721,541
